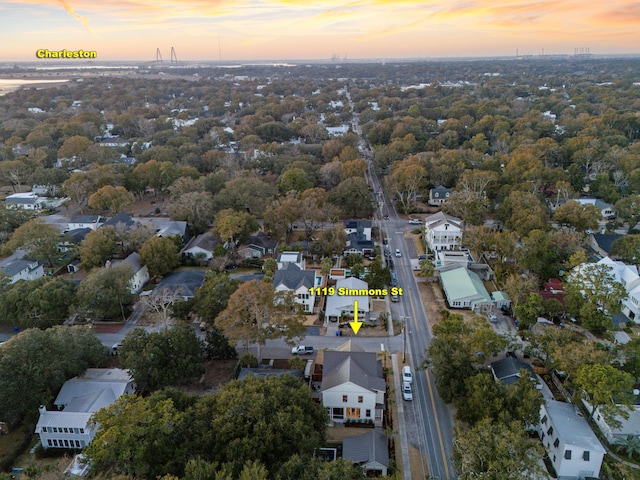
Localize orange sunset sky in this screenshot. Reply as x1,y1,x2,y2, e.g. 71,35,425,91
1,0,639,62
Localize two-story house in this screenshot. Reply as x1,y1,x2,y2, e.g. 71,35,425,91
277,251,305,271
344,220,372,241
321,343,385,426
424,212,463,252
0,257,45,284
273,264,320,313
538,400,605,479
35,369,136,450
428,185,452,206
5,192,46,210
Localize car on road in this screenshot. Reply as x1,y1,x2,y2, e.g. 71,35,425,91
408,219,422,225
402,381,413,401
291,345,314,355
395,249,401,257
402,366,413,384
111,342,121,355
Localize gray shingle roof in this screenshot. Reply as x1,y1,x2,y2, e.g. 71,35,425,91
545,400,605,453
322,351,385,392
343,429,389,467
490,357,535,385
273,265,315,291
155,269,206,298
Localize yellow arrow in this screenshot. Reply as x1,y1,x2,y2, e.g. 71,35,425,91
349,300,363,335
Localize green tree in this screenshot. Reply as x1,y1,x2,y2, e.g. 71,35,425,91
574,363,635,427
610,235,640,264
497,191,548,237
193,271,241,322
0,325,107,425
57,135,93,161
79,226,118,269
23,277,77,328
453,419,544,480
553,199,601,231
277,168,313,194
120,324,204,390
312,225,348,258
213,209,259,255
418,258,435,277
329,177,372,217
514,293,544,330
567,263,627,318
217,280,306,362
4,219,65,267
74,264,134,321
203,328,238,360
139,236,181,278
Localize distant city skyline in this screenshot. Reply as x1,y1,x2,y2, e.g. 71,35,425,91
1,1,639,62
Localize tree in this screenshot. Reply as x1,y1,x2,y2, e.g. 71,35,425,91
23,277,77,328
57,135,93,161
574,363,635,427
312,225,348,258
88,185,134,214
4,218,64,267
553,200,601,231
453,419,544,480
213,209,258,255
444,170,497,226
385,157,427,213
0,326,107,425
120,324,204,390
366,256,391,290
497,191,548,237
514,293,544,330
203,328,238,360
611,235,640,264
143,288,183,330
418,259,435,277
329,177,372,217
566,263,627,319
613,195,640,233
277,167,313,194
0,159,34,193
263,191,301,242
139,236,181,278
193,271,241,322
79,226,118,269
217,280,306,362
74,264,134,321
168,191,216,234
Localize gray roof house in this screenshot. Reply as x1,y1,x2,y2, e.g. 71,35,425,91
181,231,220,261
489,357,537,386
539,400,605,479
35,368,135,450
343,429,389,477
588,233,624,258
237,232,278,259
273,264,319,313
322,347,385,426
0,257,45,284
154,269,206,299
428,185,452,206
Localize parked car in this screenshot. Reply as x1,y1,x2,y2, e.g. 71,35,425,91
111,342,121,356
402,381,413,401
291,345,314,355
402,366,413,384
395,249,401,257
408,219,422,225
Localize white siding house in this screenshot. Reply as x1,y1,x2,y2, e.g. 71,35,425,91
35,369,136,450
5,192,46,210
0,258,45,284
322,347,385,426
325,277,370,322
110,252,149,293
539,400,605,480
424,212,463,252
273,264,320,313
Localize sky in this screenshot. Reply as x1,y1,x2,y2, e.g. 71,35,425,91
1,0,639,62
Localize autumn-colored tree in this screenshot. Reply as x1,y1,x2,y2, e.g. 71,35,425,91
88,185,134,214
385,156,427,214
553,200,601,231
79,226,119,269
4,218,64,267
213,209,258,255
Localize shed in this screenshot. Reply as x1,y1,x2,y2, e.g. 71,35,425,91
343,429,389,476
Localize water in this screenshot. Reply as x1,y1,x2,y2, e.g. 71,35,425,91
0,78,69,96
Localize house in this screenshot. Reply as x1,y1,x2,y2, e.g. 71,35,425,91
102,212,137,231
344,220,372,241
110,252,149,293
325,277,370,322
576,198,615,219
490,357,537,386
538,400,605,479
428,185,452,206
58,228,90,253
539,278,567,312
137,218,188,243
154,269,206,300
439,267,492,311
491,291,511,310
273,264,320,313
277,251,305,270
4,192,46,210
321,345,385,426
343,233,375,256
343,429,389,477
574,257,640,323
98,136,129,148
424,212,463,252
237,232,278,259
0,256,45,284
435,250,470,269
588,233,624,258
35,368,136,450
68,215,104,231
585,389,640,445
181,231,219,261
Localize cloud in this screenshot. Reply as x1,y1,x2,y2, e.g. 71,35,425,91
55,0,93,34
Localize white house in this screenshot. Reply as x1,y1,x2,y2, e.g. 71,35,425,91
4,192,46,210
424,212,463,252
35,369,136,450
321,344,385,426
277,251,305,271
344,220,372,242
538,400,605,480
110,252,149,293
273,264,320,313
325,277,370,323
584,393,640,445
439,267,492,311
575,198,615,219
68,215,104,231
0,258,45,284
181,231,219,261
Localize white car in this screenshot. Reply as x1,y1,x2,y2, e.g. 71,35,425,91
291,345,314,355
408,219,422,225
402,366,413,384
402,381,413,401
395,249,401,257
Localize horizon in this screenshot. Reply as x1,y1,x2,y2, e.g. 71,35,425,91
1,1,640,63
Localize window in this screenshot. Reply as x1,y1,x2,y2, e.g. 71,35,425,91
75,440,80,448
583,451,590,461
64,439,69,447
53,439,58,447
547,426,553,436
346,408,361,419
553,439,559,448
358,396,363,403
42,427,47,433
80,428,84,434
332,408,344,420
541,415,547,425
53,427,58,433
63,427,68,433
366,409,371,418
565,450,572,460
47,439,52,446
342,395,348,403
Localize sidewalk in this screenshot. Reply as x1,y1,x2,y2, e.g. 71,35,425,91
391,353,412,480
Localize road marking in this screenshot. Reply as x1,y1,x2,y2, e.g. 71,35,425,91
425,369,450,479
